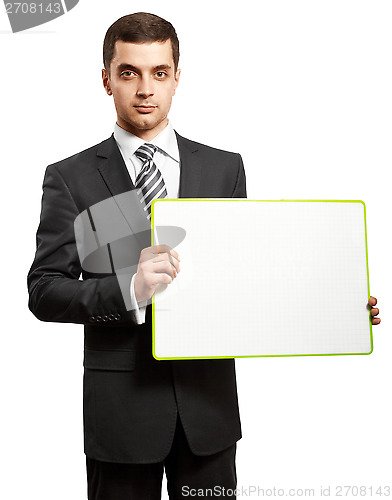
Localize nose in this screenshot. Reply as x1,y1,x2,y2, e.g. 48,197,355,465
137,75,153,99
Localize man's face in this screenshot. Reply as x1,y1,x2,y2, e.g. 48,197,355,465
102,40,180,140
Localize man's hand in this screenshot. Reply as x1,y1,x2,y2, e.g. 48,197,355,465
134,244,180,303
369,296,381,325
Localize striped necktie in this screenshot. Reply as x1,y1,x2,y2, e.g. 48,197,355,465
134,143,167,220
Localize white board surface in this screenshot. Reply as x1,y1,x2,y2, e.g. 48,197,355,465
152,200,372,359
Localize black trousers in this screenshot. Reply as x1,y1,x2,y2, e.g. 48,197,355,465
86,415,237,499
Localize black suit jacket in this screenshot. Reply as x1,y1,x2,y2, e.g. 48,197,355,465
27,131,247,464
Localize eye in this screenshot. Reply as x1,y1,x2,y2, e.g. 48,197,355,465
120,71,136,78
155,71,167,79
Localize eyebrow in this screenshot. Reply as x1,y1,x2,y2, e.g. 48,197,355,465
117,63,172,73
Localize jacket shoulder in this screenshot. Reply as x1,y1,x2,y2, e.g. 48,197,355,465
45,136,114,177
175,132,241,159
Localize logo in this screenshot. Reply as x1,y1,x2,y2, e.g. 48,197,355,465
4,0,79,32
74,191,186,312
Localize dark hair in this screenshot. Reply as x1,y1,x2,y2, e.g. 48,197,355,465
103,12,180,73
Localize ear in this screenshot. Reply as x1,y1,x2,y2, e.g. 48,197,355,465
102,68,112,96
172,68,181,96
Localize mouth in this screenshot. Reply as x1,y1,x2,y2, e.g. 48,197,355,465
134,105,157,114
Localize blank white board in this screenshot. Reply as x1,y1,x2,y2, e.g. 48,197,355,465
152,200,373,359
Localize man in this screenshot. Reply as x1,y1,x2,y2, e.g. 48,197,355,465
27,11,381,500
28,12,245,500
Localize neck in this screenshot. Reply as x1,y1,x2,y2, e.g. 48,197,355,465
116,118,169,142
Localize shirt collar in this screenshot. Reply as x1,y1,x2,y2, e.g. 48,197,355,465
114,121,179,162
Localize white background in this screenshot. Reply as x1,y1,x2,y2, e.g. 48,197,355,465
0,1,390,498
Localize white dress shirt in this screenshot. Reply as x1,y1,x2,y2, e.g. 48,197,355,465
113,121,181,324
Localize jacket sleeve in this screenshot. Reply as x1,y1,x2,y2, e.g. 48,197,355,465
231,154,247,198
27,164,138,327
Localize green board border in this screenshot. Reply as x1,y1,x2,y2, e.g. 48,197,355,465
151,199,373,360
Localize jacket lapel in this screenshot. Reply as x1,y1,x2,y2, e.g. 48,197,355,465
94,135,150,276
175,132,202,198
96,134,135,197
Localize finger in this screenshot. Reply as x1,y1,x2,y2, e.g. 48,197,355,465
152,272,173,286
372,317,381,325
152,244,180,261
167,250,180,277
152,254,181,274
152,244,172,255
153,260,180,278
371,308,379,317
151,245,180,277
152,261,177,279
368,296,377,307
